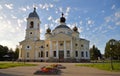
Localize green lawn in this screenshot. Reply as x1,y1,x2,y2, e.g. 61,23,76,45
76,63,120,72
0,62,37,69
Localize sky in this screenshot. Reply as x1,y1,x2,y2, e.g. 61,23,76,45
0,0,120,54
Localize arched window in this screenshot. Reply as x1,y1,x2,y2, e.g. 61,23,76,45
30,21,34,28
75,51,78,57
27,52,29,58
81,51,84,57
46,51,48,57
37,23,39,29
41,51,43,57
86,51,88,57
53,51,56,57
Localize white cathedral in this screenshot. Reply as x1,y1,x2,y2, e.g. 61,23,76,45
18,8,90,62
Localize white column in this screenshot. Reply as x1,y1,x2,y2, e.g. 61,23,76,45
64,41,66,58
18,45,22,59
56,41,59,58
71,40,73,57
35,50,37,59
84,51,86,59
87,51,90,59
49,41,52,57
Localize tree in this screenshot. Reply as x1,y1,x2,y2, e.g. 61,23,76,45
90,45,102,60
0,45,9,60
104,39,120,60
14,48,19,60
8,48,14,60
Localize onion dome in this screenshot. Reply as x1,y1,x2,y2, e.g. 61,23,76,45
46,28,51,33
28,7,39,19
73,26,78,32
60,13,66,23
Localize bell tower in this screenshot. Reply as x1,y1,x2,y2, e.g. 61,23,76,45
25,8,41,40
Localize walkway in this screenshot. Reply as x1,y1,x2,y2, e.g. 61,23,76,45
0,62,120,76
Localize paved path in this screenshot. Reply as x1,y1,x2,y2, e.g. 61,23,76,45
0,62,120,76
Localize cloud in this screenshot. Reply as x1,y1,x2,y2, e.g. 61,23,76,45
87,20,94,25
116,21,120,26
65,7,71,16
11,15,17,19
39,3,54,11
26,6,30,10
59,7,63,12
0,5,3,10
50,4,54,8
19,7,27,11
104,11,120,25
5,4,13,9
0,16,3,20
111,4,115,10
54,18,60,23
48,16,53,21
114,11,120,18
79,20,83,25
104,16,111,22
44,24,48,30
78,27,83,33
66,7,70,13
17,19,24,27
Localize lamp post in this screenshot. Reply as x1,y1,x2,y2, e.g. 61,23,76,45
109,40,115,70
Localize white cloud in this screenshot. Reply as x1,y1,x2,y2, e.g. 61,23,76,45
108,25,114,30
116,21,120,26
66,7,70,13
65,7,71,16
0,5,3,10
5,4,13,9
0,40,16,50
17,19,24,27
104,16,111,22
59,7,63,12
39,3,54,11
11,15,17,19
50,4,54,8
19,7,27,11
40,28,44,34
54,18,60,23
87,20,94,25
0,16,3,20
26,6,30,10
115,11,120,18
55,10,58,14
48,16,53,21
79,21,82,25
111,4,115,10
44,24,48,30
78,27,83,33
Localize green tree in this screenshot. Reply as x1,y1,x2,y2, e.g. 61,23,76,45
0,45,9,60
90,45,102,60
14,48,19,60
104,39,120,60
8,48,14,60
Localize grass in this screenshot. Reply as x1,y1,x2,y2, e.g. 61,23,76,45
76,62,120,72
0,62,37,69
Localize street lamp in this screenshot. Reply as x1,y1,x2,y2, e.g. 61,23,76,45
109,40,115,70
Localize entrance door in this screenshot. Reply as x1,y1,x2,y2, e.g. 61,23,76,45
59,51,64,62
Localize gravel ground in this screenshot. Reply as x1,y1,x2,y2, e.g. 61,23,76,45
0,62,120,76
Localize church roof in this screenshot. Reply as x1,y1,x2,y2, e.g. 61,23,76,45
28,8,39,19
54,13,71,30
55,24,70,29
